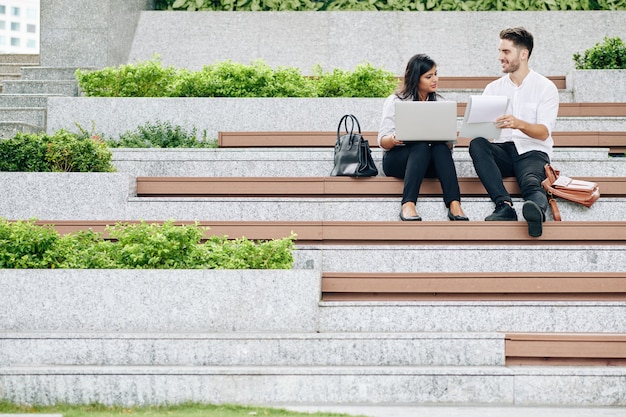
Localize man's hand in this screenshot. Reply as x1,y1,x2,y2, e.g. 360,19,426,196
495,114,549,140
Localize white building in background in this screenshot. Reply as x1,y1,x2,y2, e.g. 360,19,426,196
0,0,39,54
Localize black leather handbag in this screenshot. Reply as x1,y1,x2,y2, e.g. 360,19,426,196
330,114,378,177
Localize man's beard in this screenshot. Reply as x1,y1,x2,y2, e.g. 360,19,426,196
502,59,520,73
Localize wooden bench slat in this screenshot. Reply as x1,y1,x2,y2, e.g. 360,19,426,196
218,130,626,151
437,75,566,90
505,333,626,365
32,220,626,245
136,176,626,198
321,272,626,301
507,333,626,342
322,272,626,293
507,341,626,357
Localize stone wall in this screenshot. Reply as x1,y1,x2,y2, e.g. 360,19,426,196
129,11,626,76
40,0,154,68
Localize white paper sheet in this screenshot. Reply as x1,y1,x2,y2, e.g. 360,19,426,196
466,95,509,124
552,176,597,191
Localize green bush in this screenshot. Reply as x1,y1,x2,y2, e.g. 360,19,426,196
108,120,216,148
573,36,626,69
174,60,317,97
76,59,183,97
0,219,59,268
0,132,50,172
77,59,396,98
313,63,398,98
0,130,116,172
156,0,626,10
0,219,296,270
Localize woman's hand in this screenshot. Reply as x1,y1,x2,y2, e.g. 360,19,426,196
382,133,403,149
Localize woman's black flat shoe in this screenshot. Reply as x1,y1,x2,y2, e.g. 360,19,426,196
448,209,469,221
400,212,422,221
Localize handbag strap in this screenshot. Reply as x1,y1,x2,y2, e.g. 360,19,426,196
547,191,562,221
337,114,361,139
542,164,562,221
348,114,361,134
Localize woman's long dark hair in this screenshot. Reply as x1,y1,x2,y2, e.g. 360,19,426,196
396,53,442,102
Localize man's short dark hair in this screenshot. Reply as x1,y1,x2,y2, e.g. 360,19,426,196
500,27,534,58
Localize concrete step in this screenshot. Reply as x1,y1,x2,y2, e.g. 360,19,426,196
20,66,96,81
0,331,503,367
285,404,626,417
46,97,626,140
110,148,626,178
125,196,624,222
1,364,625,407
0,122,44,138
0,73,22,81
1,80,78,96
317,299,626,333
0,63,36,74
0,171,620,221
0,94,50,107
292,244,626,275
0,54,39,64
1,268,624,334
0,107,46,127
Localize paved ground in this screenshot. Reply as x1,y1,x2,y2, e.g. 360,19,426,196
5,406,626,416
282,405,626,417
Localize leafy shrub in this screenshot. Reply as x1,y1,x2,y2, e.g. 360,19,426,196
0,132,50,172
76,58,183,97
0,130,115,172
156,0,626,11
77,59,395,98
313,63,398,97
0,219,296,270
174,60,317,97
108,120,216,148
106,221,207,269
573,36,626,69
0,219,59,268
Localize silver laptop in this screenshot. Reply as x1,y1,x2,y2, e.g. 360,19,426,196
394,101,458,142
459,95,509,141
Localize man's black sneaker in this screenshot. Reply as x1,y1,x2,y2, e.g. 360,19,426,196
523,200,545,238
485,202,518,221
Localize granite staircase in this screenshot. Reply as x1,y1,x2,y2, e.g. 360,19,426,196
1,14,626,412
0,53,84,138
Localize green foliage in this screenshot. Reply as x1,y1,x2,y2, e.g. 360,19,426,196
162,0,325,10
0,130,115,173
0,132,50,172
50,229,118,269
0,219,296,270
46,130,116,172
313,63,398,97
77,59,394,98
200,234,296,269
155,0,626,10
76,58,183,97
0,219,59,268
106,221,207,269
573,36,626,69
174,60,317,97
177,60,269,97
108,120,216,148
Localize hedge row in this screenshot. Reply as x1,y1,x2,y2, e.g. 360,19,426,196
155,0,626,11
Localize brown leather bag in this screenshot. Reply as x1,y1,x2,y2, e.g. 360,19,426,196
541,164,600,221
